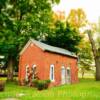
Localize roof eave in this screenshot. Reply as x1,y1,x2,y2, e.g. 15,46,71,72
44,49,78,59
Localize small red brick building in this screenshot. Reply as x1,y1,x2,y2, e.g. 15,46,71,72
18,39,78,86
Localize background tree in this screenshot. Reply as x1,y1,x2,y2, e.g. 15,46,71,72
96,18,100,49
44,21,82,53
67,8,87,29
67,9,100,80
81,21,100,80
78,40,94,78
44,8,85,53
0,0,60,81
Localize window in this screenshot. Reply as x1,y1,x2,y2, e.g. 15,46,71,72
25,65,29,81
32,64,36,79
61,66,66,84
32,64,36,69
50,64,54,81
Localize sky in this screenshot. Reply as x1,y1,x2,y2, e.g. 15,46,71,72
53,0,100,23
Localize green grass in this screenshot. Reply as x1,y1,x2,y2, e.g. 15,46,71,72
0,78,100,100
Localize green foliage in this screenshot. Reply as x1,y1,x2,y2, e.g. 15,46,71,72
36,80,46,90
78,40,94,78
45,21,82,52
79,41,93,67
52,0,60,4
0,0,58,72
32,79,51,90
32,79,38,87
0,0,53,52
96,18,100,52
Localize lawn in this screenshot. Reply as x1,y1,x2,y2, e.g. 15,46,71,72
0,78,100,100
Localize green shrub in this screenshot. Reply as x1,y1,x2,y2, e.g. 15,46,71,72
32,79,51,90
45,79,51,84
37,80,45,90
32,79,38,87
0,80,5,92
44,80,51,89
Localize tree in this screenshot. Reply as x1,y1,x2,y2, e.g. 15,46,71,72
44,21,82,53
96,18,100,49
78,40,94,78
0,0,60,81
70,8,100,80
67,8,87,29
85,22,100,81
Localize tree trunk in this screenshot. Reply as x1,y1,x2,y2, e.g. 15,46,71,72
87,31,100,81
95,56,100,80
87,31,97,58
7,55,14,81
81,68,85,79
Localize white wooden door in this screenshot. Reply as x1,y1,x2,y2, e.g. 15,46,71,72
61,67,66,84
66,68,71,84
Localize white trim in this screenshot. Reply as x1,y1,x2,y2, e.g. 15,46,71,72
32,64,36,68
25,65,29,81
32,64,37,79
61,66,65,69
67,67,70,70
20,40,32,55
50,64,55,82
66,67,71,84
31,39,45,51
61,66,66,84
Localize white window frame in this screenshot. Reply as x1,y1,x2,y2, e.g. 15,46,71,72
32,64,36,69
50,64,55,82
25,65,29,81
32,64,36,79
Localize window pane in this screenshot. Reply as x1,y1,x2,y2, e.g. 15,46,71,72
51,67,53,80
50,65,54,81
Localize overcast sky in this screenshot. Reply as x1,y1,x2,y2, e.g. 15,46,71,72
53,0,100,23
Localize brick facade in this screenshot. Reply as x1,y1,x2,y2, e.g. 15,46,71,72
18,42,78,86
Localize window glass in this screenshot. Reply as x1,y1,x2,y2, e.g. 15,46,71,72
50,65,54,81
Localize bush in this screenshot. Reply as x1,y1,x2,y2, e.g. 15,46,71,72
44,80,51,89
0,80,5,91
32,79,51,90
32,79,38,87
37,80,45,90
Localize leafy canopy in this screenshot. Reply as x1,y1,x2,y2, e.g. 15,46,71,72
44,21,82,52
0,0,57,56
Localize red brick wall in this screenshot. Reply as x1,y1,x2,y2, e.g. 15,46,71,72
43,51,78,86
18,43,46,82
18,42,78,86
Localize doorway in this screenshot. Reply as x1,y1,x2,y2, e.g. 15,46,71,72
66,67,71,84
61,66,66,84
61,66,71,84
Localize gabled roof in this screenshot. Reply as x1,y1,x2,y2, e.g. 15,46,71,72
20,39,77,58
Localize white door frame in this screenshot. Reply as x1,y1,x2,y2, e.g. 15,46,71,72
25,65,29,81
61,66,71,84
61,66,66,84
66,67,71,84
50,64,55,82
